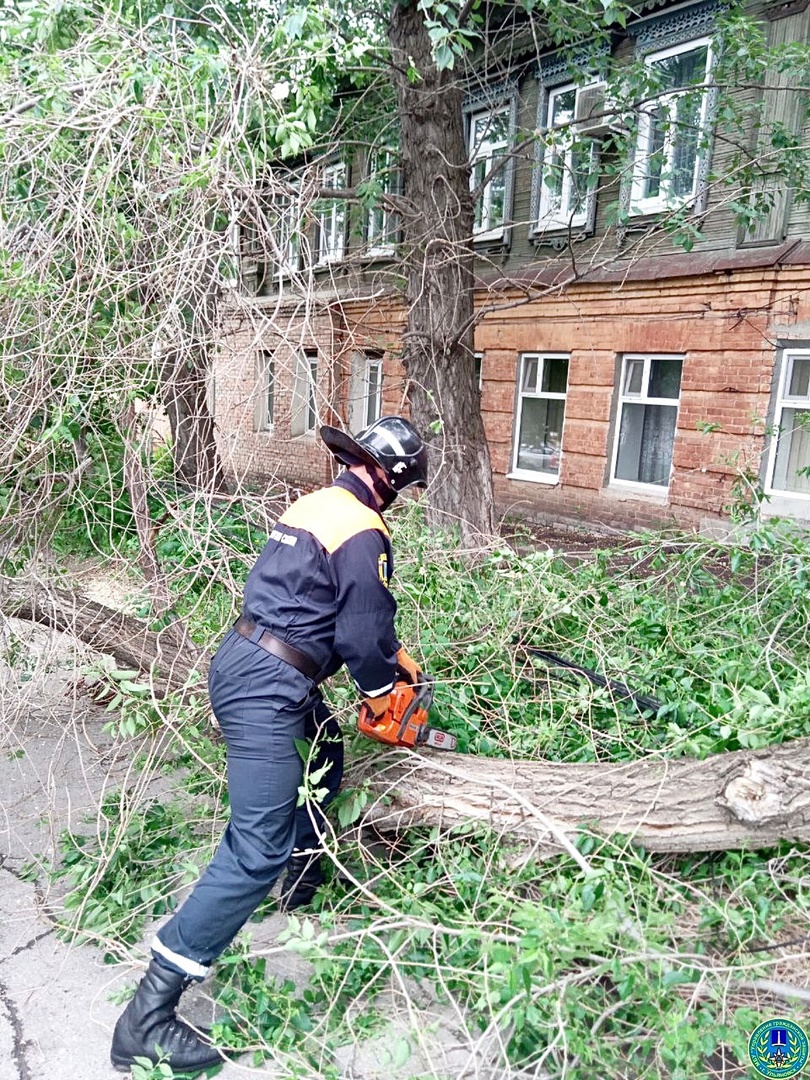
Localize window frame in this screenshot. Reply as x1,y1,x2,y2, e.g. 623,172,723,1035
509,352,570,485
316,162,347,266
365,149,398,258
363,356,383,427
271,182,302,279
349,351,384,431
764,348,810,501
291,349,319,437
609,353,684,492
467,103,513,243
536,81,599,234
255,349,275,433
629,36,714,217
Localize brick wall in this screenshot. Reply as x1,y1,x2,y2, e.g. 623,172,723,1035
214,264,810,532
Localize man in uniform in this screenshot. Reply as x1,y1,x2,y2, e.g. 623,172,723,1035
110,415,428,1074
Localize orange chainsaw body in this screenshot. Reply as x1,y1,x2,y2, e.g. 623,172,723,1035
357,675,456,750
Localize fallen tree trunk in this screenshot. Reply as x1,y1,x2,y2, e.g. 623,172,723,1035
1,577,208,696
4,581,810,854
356,741,810,855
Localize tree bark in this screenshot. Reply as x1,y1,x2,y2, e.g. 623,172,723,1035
7,581,810,855
2,579,206,697
355,743,810,855
159,343,226,494
122,403,173,616
388,1,495,542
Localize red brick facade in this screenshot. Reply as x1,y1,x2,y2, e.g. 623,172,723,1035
214,260,810,533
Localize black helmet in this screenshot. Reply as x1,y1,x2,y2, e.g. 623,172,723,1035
320,415,428,495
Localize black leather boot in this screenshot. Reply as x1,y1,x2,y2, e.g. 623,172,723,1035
278,854,325,912
110,958,222,1074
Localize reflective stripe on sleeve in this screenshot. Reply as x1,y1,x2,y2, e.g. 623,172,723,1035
357,679,395,697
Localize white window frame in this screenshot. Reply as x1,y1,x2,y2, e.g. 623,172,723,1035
366,150,397,257
610,354,683,492
349,352,383,431
223,221,240,287
509,353,569,484
255,350,275,432
537,83,597,232
316,163,347,265
272,183,302,278
765,349,810,501
362,356,383,427
291,350,318,437
469,106,510,241
629,37,713,217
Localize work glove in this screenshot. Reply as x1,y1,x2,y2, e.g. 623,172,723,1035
361,693,391,718
396,646,423,685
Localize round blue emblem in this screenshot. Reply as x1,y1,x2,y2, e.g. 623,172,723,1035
749,1018,809,1078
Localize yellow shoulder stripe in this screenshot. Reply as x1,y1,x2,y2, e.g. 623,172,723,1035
279,486,389,553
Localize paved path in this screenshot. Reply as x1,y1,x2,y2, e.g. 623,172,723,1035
0,627,285,1079
0,622,500,1080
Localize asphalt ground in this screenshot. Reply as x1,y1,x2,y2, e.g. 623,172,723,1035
0,622,502,1080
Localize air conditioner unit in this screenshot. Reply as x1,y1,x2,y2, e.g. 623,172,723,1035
573,82,613,136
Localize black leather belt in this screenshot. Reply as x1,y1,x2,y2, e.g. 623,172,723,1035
233,616,320,681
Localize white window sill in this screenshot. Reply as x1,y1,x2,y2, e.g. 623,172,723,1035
534,216,588,235
628,193,694,218
365,246,396,259
761,491,810,520
507,470,560,486
473,227,506,244
605,481,669,502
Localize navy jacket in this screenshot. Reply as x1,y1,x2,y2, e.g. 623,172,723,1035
242,472,399,697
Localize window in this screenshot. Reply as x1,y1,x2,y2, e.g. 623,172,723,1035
537,84,596,232
255,350,275,431
291,349,318,437
469,108,510,239
366,150,397,256
349,352,383,431
270,185,301,277
766,350,810,498
630,38,713,215
612,355,683,488
364,357,382,427
511,354,569,480
316,163,347,264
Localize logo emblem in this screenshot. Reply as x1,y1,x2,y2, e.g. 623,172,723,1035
377,553,389,586
391,462,407,473
749,1018,809,1078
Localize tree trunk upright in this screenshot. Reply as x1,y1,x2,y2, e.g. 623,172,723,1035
157,247,227,495
388,1,495,542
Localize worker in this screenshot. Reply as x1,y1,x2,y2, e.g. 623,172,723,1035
110,415,429,1074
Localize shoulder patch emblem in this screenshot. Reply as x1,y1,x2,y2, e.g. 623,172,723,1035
378,552,389,586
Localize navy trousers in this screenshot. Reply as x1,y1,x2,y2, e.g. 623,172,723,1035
153,629,343,977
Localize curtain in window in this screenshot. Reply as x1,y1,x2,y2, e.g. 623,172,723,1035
773,408,810,494
616,403,677,485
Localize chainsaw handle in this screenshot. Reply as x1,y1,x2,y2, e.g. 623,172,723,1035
398,672,435,731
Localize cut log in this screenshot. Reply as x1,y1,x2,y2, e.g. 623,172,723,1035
4,580,810,855
356,740,810,856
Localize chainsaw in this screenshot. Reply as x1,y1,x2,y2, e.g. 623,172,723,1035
357,673,457,750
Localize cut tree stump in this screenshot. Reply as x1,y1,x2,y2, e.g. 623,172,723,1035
5,579,810,855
